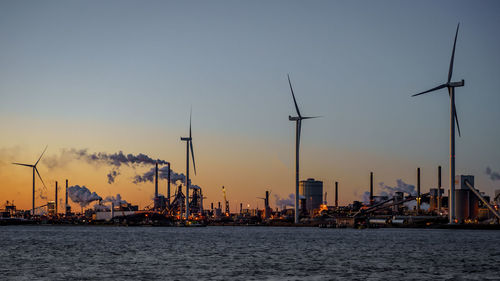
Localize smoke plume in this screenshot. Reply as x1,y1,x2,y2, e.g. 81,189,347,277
275,193,295,208
68,149,169,167
133,165,185,185
67,185,102,207
361,179,416,203
102,194,129,206
107,169,120,184
379,179,416,197
486,167,500,181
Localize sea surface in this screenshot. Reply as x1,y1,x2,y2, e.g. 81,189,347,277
0,226,498,280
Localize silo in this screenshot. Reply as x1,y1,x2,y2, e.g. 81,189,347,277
299,178,323,212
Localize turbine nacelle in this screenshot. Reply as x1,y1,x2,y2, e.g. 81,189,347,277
449,80,464,87
289,116,300,121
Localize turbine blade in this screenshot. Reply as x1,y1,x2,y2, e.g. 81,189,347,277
35,145,48,167
448,88,461,137
448,23,460,84
12,163,34,168
411,84,447,97
190,141,196,175
454,103,461,137
189,107,192,139
287,74,302,118
35,167,47,190
302,116,322,120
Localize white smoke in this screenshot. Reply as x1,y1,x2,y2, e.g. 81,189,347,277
67,185,102,207
275,193,295,208
102,194,128,206
379,179,416,197
361,179,416,203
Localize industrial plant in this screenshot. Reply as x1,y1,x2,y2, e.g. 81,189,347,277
1,24,500,230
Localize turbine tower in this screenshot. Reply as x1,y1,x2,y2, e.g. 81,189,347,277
180,110,196,219
411,23,464,224
12,146,48,215
287,74,319,224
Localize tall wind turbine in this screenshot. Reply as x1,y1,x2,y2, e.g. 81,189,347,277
287,74,320,224
12,146,48,215
411,23,464,224
180,110,196,219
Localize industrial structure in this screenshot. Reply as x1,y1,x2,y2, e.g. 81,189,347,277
299,178,323,212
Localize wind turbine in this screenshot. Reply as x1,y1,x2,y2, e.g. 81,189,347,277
411,23,464,224
180,110,196,219
12,146,48,215
287,74,320,224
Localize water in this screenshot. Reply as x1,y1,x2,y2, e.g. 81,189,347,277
0,226,499,280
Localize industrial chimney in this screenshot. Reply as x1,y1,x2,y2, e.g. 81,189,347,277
370,172,374,206
167,162,171,206
438,166,442,213
55,181,58,216
335,181,338,208
155,162,159,199
417,167,421,213
65,179,69,216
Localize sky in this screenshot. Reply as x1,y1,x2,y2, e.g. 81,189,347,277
1,0,500,212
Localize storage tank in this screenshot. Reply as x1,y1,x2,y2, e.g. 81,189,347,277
299,178,323,212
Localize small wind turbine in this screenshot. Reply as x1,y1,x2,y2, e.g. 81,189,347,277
411,23,464,224
287,74,320,224
12,146,48,215
180,110,196,219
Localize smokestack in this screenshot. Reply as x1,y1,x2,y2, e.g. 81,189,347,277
65,179,68,215
155,162,158,199
218,202,221,209
240,203,242,214
167,162,171,206
335,181,338,208
438,165,442,213
417,167,421,212
370,172,374,206
55,181,58,216
211,202,213,210
111,202,114,219
265,191,270,219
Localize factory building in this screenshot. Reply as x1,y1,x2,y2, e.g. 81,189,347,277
299,178,323,212
453,175,495,223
